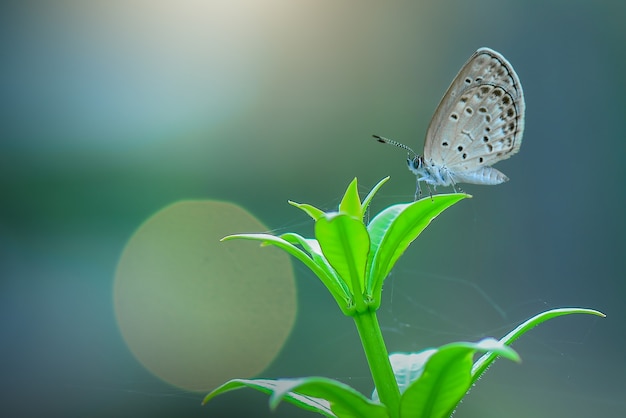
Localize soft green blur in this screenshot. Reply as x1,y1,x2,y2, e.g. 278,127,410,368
2,1,624,417
114,200,296,392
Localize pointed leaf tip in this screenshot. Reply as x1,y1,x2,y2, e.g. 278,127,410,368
362,177,390,215
289,200,325,221
339,178,363,218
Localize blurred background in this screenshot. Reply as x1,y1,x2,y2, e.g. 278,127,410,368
1,1,625,417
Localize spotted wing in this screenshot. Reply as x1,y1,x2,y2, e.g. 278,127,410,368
423,48,525,173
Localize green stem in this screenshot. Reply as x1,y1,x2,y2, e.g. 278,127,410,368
353,309,400,418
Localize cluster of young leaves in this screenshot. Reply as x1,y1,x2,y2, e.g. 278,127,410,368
203,178,604,418
218,177,466,315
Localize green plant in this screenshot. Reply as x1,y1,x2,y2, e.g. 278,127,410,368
203,177,604,418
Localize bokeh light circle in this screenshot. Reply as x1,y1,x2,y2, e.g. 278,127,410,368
114,200,297,392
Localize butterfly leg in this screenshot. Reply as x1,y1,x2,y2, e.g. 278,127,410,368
416,181,435,201
449,179,464,194
414,178,422,201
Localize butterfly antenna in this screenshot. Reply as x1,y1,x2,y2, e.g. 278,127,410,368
372,135,418,159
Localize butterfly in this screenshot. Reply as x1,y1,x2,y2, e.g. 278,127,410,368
375,47,525,198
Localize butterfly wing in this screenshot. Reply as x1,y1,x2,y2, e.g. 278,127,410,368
423,48,525,180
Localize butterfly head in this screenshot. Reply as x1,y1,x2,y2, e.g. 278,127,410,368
407,155,428,177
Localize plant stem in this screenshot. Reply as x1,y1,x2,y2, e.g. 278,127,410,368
353,309,400,418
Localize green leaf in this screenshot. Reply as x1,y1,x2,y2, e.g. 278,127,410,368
399,339,518,418
202,378,336,417
222,233,352,314
366,194,468,306
270,377,389,418
281,232,352,302
399,349,471,418
339,178,363,219
289,200,325,221
371,350,437,402
471,307,606,384
361,177,390,217
315,214,370,312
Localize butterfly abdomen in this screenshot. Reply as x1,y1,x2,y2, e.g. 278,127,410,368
452,166,509,185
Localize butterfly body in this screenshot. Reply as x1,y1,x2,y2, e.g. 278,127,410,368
408,155,509,187
376,47,525,197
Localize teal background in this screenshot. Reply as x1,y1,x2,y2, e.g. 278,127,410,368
1,1,624,417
